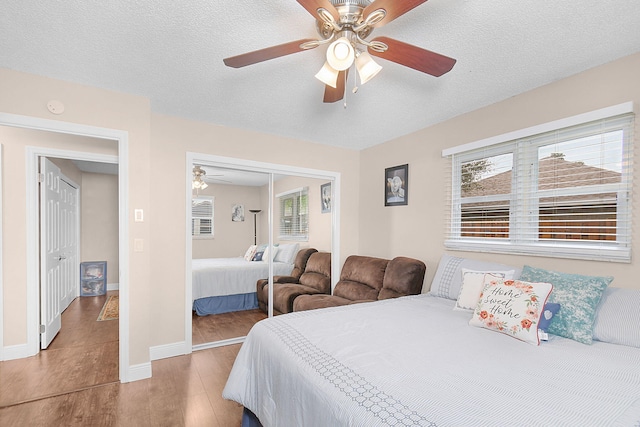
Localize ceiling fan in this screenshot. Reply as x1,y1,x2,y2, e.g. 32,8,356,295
223,0,456,103
192,165,232,191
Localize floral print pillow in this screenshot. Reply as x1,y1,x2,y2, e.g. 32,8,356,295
469,278,553,345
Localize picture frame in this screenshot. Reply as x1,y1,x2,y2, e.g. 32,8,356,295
385,164,408,206
320,182,332,213
232,203,245,222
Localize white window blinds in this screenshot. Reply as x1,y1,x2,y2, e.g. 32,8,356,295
277,187,309,241
192,196,214,238
444,110,634,262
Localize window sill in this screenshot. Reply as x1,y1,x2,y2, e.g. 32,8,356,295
445,239,630,263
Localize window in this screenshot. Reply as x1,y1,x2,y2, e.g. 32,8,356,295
445,107,634,262
192,196,214,238
277,187,308,241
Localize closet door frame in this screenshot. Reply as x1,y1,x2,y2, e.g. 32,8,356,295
185,152,340,351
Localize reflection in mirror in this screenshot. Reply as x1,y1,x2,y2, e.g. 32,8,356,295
189,162,337,350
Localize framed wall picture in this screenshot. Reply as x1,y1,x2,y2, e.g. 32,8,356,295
385,164,408,206
232,203,245,222
321,182,332,213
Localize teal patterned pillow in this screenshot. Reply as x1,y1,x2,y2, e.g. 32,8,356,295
519,265,612,344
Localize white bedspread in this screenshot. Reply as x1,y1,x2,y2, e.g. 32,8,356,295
192,257,293,300
223,294,640,427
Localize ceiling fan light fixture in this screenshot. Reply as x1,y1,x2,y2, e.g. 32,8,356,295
355,51,382,85
192,165,209,190
315,61,340,88
192,179,208,190
326,37,354,71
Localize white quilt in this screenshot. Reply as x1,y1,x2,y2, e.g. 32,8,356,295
192,257,293,300
223,294,640,427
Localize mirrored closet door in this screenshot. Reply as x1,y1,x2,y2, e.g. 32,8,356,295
187,155,339,350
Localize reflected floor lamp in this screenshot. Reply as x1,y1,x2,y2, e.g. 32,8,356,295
249,209,261,245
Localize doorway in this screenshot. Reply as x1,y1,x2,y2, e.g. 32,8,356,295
0,112,131,383
186,153,341,351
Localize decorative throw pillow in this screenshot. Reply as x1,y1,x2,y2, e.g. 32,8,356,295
518,265,612,344
538,303,561,333
469,278,553,345
454,269,515,311
252,244,267,261
243,245,257,261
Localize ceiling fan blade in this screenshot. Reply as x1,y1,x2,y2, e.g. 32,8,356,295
362,0,428,28
323,70,347,103
223,39,316,68
368,36,456,77
296,0,340,22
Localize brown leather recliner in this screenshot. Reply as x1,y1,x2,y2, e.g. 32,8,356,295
257,247,317,313
257,251,331,315
293,255,426,312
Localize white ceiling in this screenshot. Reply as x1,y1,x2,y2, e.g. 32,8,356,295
2,1,640,151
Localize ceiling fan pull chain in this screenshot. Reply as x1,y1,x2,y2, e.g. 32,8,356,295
343,70,348,109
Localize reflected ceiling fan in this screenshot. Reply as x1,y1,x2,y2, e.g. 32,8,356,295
223,0,456,103
192,165,231,191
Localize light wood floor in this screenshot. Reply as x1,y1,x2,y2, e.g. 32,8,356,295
0,292,256,426
192,309,267,345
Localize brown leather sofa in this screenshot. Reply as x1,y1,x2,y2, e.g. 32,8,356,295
293,255,426,312
257,251,331,315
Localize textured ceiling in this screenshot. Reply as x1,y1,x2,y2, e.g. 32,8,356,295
1,1,640,150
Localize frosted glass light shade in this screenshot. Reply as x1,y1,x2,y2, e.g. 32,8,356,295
327,37,354,71
315,62,340,88
356,51,382,85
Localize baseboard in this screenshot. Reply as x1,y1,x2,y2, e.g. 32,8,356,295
107,282,120,291
125,362,152,383
149,341,190,361
1,343,34,361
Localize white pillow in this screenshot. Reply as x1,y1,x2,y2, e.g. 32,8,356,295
273,243,300,264
243,245,257,261
592,287,640,348
469,278,553,346
262,245,279,262
429,254,521,300
454,269,515,311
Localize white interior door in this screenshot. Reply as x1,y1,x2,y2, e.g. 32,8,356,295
60,176,79,308
40,158,79,349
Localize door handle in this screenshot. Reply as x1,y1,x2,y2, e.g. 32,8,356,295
57,255,67,261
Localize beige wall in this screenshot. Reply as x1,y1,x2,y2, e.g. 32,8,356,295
268,175,333,253
81,172,119,284
0,68,152,365
359,52,640,291
4,52,639,368
192,183,262,259
148,114,359,349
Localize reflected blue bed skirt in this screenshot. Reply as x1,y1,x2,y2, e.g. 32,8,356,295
192,292,258,316
242,408,263,427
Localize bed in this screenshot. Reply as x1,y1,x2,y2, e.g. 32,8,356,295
192,244,299,316
223,255,640,426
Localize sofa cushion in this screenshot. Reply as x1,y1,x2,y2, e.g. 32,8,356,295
378,256,426,300
333,256,389,301
299,252,331,293
288,248,318,280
